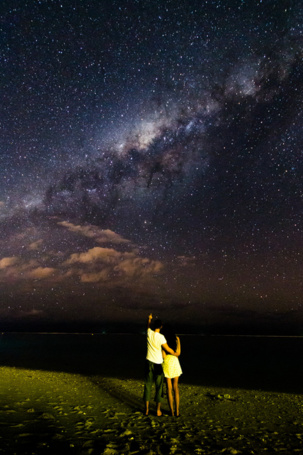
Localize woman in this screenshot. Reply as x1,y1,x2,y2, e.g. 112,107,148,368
162,324,182,417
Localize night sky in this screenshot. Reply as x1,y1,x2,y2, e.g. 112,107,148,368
0,0,302,333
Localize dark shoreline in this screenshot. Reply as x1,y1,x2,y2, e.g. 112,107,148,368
0,332,302,394
1,316,302,337
3,330,303,338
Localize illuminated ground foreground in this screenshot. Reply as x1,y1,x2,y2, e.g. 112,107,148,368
0,366,303,454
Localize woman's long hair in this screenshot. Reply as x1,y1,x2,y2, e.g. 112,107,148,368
162,323,177,352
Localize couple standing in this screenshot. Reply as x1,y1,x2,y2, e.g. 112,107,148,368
143,313,182,417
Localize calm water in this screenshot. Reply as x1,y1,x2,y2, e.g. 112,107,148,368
0,332,302,393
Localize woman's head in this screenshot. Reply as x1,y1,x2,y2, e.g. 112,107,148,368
162,323,177,350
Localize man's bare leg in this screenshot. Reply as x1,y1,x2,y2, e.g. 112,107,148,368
156,402,162,416
145,401,149,416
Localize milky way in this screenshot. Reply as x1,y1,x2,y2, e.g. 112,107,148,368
0,0,302,332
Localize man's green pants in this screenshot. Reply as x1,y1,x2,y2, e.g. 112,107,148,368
143,360,164,403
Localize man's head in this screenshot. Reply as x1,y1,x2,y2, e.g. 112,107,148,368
153,319,163,330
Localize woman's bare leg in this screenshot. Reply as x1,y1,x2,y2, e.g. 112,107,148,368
166,378,174,416
173,377,180,416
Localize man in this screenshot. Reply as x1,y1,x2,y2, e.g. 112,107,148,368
143,313,179,416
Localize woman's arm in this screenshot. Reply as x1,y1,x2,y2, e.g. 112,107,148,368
175,336,181,356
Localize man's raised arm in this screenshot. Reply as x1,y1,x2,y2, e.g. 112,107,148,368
147,313,152,329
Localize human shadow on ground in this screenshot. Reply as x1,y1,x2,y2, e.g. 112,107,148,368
90,376,144,412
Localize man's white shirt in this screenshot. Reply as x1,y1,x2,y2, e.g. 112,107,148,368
146,328,167,364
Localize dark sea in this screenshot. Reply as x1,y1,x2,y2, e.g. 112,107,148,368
0,332,302,394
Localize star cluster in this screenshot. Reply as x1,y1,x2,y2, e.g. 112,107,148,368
0,0,302,332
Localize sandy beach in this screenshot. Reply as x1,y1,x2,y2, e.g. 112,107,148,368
0,333,303,454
